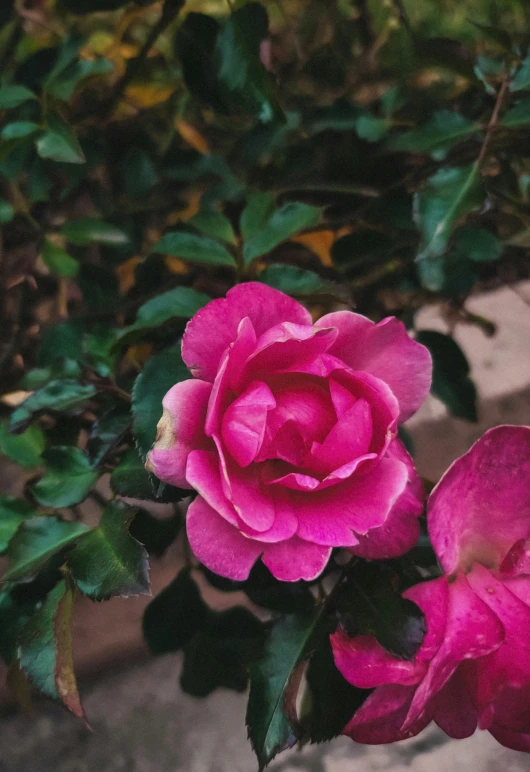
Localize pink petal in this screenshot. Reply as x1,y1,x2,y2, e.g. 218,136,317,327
186,496,262,580
309,398,373,475
315,312,432,422
261,537,331,581
239,492,298,543
431,671,478,739
428,425,530,575
293,456,408,546
186,449,239,526
489,724,530,753
331,628,426,689
255,420,307,466
403,573,505,731
146,379,212,488
182,283,311,382
350,440,424,559
221,381,276,467
243,322,337,378
344,684,430,744
226,460,276,532
404,577,449,662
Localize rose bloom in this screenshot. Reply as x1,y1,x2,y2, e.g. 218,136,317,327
331,425,530,753
147,283,431,582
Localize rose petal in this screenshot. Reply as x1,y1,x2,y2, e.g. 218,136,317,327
221,381,276,467
315,312,432,422
428,425,530,575
182,283,311,382
344,684,430,744
350,439,424,559
309,398,373,475
243,322,337,380
489,724,530,753
146,379,212,488
293,456,408,546
331,628,426,689
186,449,239,526
431,671,478,739
261,537,331,581
186,496,262,580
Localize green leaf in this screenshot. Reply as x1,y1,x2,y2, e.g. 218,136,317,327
132,342,191,460
83,326,119,377
243,562,314,615
453,225,503,262
243,202,323,264
19,580,85,719
180,606,266,697
304,635,369,743
415,164,482,261
336,563,426,660
0,85,37,109
31,447,100,508
258,264,324,295
189,209,237,244
355,114,389,142
511,58,530,92
60,217,129,246
68,502,149,600
129,509,181,557
388,111,478,159
151,231,236,266
416,330,478,421
5,516,88,581
240,191,275,241
143,567,208,655
110,449,157,499
214,2,281,122
0,586,37,665
416,256,446,292
115,287,210,347
247,609,322,770
0,198,14,223
10,380,96,433
36,113,85,164
86,407,130,466
1,121,40,140
306,102,362,133
121,146,158,200
38,322,84,367
42,240,79,278
0,497,35,554
501,98,530,127
48,58,113,102
174,13,224,111
0,420,45,467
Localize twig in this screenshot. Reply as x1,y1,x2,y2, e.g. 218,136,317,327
103,0,186,119
391,0,412,35
476,74,510,168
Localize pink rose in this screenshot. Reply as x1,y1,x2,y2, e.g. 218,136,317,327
147,283,431,582
331,426,530,753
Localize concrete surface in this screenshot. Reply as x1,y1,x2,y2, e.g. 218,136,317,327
2,282,530,771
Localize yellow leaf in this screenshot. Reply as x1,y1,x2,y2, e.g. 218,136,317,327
292,227,351,266
166,188,202,225
126,343,153,369
164,256,189,275
116,257,142,295
175,119,210,155
125,83,175,109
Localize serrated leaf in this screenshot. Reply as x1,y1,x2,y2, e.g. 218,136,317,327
151,231,236,266
0,420,45,467
388,111,478,159
10,381,96,433
240,191,275,241
60,217,129,246
416,330,478,421
143,567,208,654
243,202,323,264
68,502,149,600
189,209,237,244
132,342,190,460
32,447,100,508
42,240,79,278
36,113,85,164
502,98,530,127
415,164,482,261
19,580,85,719
0,85,37,109
86,407,130,466
336,563,426,661
129,509,181,557
258,264,325,295
453,225,503,262
213,2,281,123
114,286,210,347
5,517,88,581
0,586,36,665
0,497,35,554
110,448,187,502
247,609,322,770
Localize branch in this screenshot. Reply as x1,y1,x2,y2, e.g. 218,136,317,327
476,74,509,168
